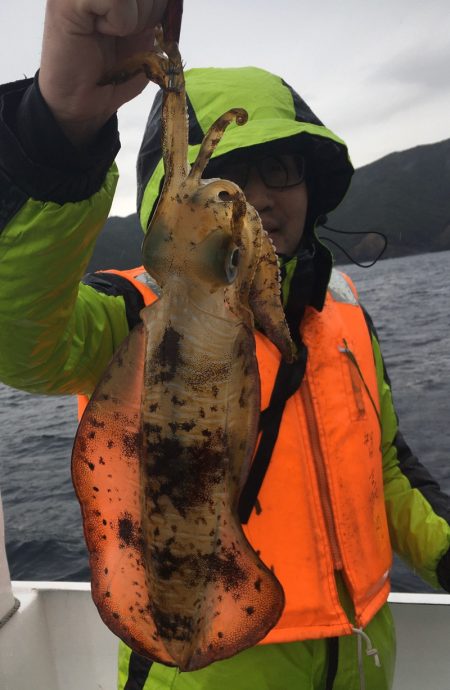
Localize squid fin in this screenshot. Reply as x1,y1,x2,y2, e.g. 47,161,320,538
72,321,174,665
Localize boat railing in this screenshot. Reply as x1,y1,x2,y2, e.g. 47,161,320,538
0,490,20,630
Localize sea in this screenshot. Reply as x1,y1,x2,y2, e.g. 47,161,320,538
1,250,450,592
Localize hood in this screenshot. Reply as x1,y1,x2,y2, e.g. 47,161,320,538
136,66,354,309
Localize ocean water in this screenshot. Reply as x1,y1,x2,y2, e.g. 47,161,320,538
1,250,449,591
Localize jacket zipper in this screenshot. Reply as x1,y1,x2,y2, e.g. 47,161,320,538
300,378,343,570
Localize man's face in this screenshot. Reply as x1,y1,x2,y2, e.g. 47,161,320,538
208,153,308,257
244,158,308,257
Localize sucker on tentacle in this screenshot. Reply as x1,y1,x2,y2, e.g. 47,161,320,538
72,19,296,673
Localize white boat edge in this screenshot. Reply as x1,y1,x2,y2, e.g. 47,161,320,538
2,496,450,689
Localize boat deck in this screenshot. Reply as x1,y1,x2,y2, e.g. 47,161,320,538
0,582,449,689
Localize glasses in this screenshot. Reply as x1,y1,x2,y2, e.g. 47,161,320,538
205,153,306,190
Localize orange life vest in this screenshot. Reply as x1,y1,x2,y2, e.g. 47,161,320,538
78,266,392,642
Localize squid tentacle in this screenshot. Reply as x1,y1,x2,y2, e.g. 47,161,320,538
188,109,248,184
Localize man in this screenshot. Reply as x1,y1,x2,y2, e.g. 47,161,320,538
0,1,449,689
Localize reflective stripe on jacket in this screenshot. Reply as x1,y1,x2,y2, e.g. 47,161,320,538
78,265,392,641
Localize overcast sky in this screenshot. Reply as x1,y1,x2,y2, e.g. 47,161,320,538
1,0,449,217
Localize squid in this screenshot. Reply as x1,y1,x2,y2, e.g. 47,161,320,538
72,22,295,672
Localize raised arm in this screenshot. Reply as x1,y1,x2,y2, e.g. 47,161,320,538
0,1,169,396
39,0,168,146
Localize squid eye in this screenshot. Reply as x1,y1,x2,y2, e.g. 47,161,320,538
225,247,240,283
219,191,234,202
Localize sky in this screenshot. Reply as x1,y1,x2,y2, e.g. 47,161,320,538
1,0,449,217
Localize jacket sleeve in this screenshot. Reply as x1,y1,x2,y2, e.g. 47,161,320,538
367,312,450,590
0,77,131,396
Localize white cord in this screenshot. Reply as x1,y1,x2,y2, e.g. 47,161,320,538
352,626,381,690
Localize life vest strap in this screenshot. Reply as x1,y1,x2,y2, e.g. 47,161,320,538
325,637,339,690
82,271,146,329
238,342,308,524
124,651,153,689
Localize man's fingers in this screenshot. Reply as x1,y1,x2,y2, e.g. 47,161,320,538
75,0,167,36
94,0,139,36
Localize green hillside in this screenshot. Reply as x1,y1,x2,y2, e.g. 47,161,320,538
87,214,143,272
322,138,450,264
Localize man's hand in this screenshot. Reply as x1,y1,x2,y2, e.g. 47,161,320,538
39,0,168,146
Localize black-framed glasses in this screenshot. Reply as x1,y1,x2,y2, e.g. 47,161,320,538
205,153,306,190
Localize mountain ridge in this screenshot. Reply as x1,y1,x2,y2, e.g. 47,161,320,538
87,137,450,272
